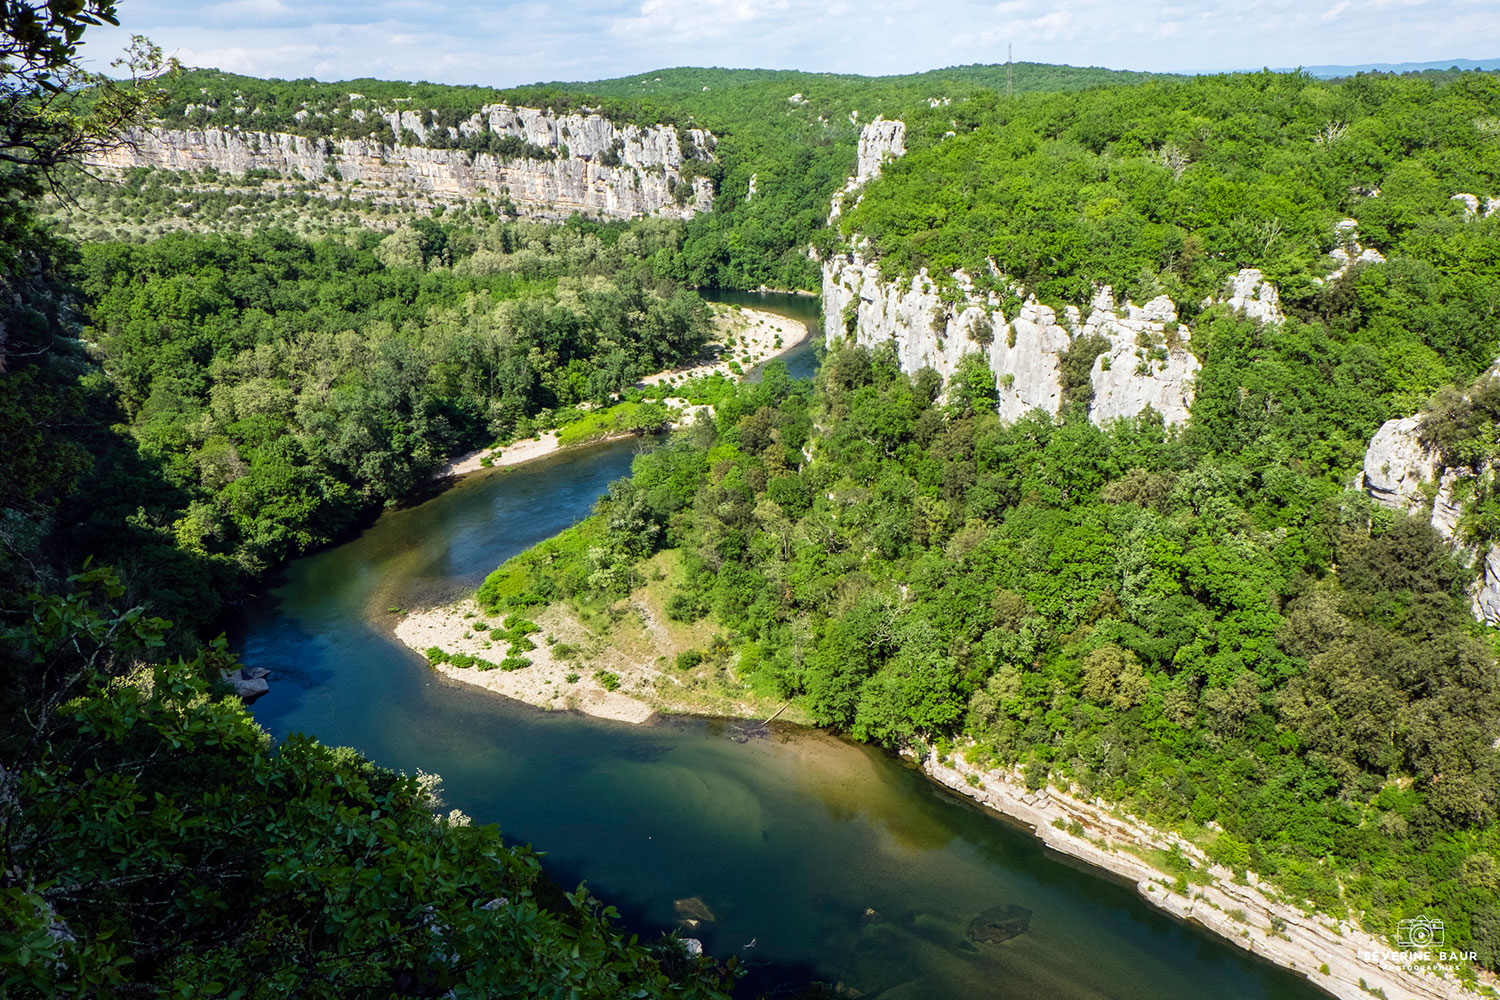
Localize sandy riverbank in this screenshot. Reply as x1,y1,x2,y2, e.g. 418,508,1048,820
392,546,798,727
916,747,1490,1000
394,588,789,727
430,305,808,481
394,599,659,724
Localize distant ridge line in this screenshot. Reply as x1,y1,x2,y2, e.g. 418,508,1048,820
1284,56,1500,78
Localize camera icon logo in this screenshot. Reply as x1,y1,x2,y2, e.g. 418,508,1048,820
1396,916,1444,949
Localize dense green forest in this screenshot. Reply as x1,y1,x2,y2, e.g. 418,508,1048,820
60,62,1173,290
67,217,709,632
479,339,1500,975
0,12,729,996
842,70,1500,317
470,67,1500,980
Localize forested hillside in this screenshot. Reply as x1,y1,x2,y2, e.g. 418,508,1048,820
842,70,1500,319
0,15,728,995
472,68,1500,978
57,62,1171,290
9,5,1500,991
65,218,709,632
479,339,1500,974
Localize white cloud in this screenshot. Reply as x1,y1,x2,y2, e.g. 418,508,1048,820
75,0,1500,85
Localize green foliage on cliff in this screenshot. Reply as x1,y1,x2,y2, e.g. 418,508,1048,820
119,62,1176,293
1419,373,1500,548
841,70,1500,312
482,340,1500,971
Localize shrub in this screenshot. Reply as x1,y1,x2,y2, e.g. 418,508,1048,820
504,616,540,635
594,670,621,691
676,649,704,670
424,647,449,665
665,591,706,622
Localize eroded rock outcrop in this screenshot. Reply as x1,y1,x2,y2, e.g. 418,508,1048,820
1215,267,1285,325
1359,415,1500,625
1317,218,1387,285
828,117,905,221
821,119,1309,428
854,116,905,184
1451,192,1499,220
822,244,1273,427
87,107,716,222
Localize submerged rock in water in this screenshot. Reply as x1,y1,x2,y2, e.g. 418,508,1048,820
223,669,269,701
675,896,716,924
967,903,1032,944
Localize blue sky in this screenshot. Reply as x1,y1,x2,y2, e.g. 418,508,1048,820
80,0,1500,85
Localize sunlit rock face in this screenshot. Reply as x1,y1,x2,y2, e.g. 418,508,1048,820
1359,415,1500,626
87,107,717,222
820,120,1324,428
820,249,1208,426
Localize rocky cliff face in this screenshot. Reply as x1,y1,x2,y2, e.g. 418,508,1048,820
87,107,716,221
1358,416,1500,625
821,247,1211,425
854,116,905,184
821,119,1304,427
828,116,905,221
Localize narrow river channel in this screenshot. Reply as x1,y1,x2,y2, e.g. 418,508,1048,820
234,292,1323,1000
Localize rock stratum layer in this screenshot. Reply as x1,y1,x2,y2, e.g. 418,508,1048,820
822,119,1289,427
822,249,1224,425
1359,415,1500,625
87,106,717,221
919,748,1486,1000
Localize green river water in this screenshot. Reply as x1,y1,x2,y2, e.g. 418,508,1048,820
235,292,1324,999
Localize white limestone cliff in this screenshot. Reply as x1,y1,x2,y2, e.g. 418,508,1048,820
86,106,717,222
821,247,1213,425
828,117,905,221
1214,267,1286,324
1450,192,1499,221
820,118,1327,427
854,116,905,184
1359,415,1500,626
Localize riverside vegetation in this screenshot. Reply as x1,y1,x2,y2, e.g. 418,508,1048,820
0,9,721,996
471,68,1500,985
3,3,1500,994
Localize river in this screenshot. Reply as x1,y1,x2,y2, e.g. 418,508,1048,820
235,292,1322,999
